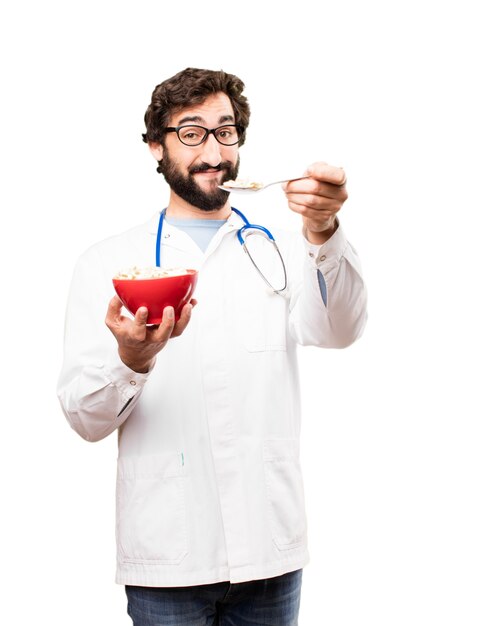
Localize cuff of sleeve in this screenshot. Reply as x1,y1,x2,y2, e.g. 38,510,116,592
103,350,153,403
303,221,348,270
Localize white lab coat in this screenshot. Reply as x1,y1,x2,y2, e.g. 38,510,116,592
57,209,367,587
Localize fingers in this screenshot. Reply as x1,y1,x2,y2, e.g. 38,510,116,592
130,306,149,341
169,298,197,337
286,179,348,200
287,199,339,219
283,163,348,233
286,191,347,211
107,294,197,366
285,187,346,214
284,163,347,207
170,302,194,338
134,306,149,324
152,300,196,341
149,306,176,342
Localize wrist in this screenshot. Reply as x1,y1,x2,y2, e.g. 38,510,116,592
118,351,153,374
305,219,338,245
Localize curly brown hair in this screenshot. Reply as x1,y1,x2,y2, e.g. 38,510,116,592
142,67,250,148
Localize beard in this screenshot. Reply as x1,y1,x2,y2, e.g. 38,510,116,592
159,149,239,212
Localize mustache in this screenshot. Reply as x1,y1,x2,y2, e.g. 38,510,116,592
189,162,232,175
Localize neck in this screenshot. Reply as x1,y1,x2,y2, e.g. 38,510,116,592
166,190,231,220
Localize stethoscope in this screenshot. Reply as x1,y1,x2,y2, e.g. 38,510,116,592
156,207,287,293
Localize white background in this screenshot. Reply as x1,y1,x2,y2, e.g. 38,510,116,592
1,1,479,624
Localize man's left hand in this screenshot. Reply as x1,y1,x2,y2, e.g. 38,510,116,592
283,162,348,245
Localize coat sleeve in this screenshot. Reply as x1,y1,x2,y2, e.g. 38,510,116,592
287,223,368,348
57,246,151,442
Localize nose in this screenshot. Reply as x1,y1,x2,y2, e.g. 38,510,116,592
199,132,222,167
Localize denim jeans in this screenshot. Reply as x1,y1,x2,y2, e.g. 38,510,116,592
126,569,302,626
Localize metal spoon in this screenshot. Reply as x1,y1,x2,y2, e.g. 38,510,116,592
218,176,308,193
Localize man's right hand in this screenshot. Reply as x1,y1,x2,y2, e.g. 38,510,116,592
105,295,196,373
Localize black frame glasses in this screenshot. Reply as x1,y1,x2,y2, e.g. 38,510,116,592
164,124,243,147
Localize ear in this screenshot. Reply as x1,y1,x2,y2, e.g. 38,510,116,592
148,142,163,161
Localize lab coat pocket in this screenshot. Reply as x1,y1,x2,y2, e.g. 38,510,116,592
116,452,187,565
264,439,307,551
239,290,288,352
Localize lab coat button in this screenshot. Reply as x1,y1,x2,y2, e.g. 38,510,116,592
320,255,326,261
130,380,137,386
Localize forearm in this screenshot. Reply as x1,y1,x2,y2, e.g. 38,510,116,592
58,246,149,441
288,225,367,348
58,353,150,442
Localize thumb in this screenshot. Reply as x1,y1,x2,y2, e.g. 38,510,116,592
304,161,327,177
106,295,124,322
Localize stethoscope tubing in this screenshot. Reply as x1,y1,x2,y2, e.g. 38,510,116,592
155,207,287,292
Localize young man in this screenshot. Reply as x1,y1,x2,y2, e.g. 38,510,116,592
58,67,367,625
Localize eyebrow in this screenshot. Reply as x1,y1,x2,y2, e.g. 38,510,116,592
176,114,235,126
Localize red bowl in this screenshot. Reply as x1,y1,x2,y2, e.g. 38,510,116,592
112,270,198,324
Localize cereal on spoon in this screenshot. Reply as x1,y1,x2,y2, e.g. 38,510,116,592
222,179,264,190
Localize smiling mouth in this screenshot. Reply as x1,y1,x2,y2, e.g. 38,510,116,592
194,169,222,175
193,171,225,184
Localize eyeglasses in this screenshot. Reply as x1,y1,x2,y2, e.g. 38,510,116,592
164,124,243,147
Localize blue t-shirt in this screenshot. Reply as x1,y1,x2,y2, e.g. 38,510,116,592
165,216,227,253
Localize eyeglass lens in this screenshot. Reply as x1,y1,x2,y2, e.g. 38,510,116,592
178,125,239,146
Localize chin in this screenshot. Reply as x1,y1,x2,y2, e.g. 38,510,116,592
196,196,229,212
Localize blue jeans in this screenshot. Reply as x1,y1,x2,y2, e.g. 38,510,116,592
126,569,302,626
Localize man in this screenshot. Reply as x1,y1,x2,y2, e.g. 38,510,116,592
58,67,367,625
